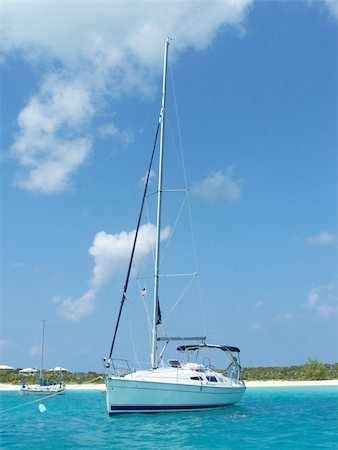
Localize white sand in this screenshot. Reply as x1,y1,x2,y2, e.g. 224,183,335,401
1,380,337,391
244,380,338,387
0,383,106,391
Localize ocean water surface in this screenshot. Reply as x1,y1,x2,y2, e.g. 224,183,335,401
1,386,337,449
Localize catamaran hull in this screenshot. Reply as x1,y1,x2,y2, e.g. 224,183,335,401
106,377,245,415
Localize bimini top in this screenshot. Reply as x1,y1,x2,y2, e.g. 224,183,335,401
177,343,240,353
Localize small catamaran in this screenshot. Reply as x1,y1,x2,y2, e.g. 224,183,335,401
103,39,245,415
20,320,66,395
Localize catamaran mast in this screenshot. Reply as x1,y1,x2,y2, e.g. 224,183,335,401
151,38,170,369
40,319,45,384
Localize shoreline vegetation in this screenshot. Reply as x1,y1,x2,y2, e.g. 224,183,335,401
0,359,337,389
241,359,338,381
0,380,337,391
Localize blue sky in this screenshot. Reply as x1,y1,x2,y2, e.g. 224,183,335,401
1,0,337,372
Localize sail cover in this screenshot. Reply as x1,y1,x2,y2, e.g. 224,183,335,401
177,344,240,353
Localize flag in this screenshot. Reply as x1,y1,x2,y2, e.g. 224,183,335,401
157,300,162,325
140,287,147,297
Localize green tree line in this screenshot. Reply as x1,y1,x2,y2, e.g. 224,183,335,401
0,359,337,384
0,370,103,385
241,359,338,381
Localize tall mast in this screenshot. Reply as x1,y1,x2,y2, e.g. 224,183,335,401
40,319,45,384
151,38,170,369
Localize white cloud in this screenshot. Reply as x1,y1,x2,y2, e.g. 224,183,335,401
250,323,262,332
1,1,252,194
276,312,293,321
11,74,93,193
306,231,336,246
307,289,319,308
308,0,338,21
323,0,338,20
99,123,119,138
99,123,134,145
193,167,242,202
305,284,338,319
141,169,156,185
57,291,96,323
58,222,170,321
0,1,252,66
89,223,170,290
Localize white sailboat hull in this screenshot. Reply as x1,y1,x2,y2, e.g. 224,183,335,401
20,384,66,395
106,370,245,414
104,40,247,416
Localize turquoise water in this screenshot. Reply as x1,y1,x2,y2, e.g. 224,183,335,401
1,387,337,449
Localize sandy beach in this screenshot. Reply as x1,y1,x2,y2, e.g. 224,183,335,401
244,380,338,388
0,383,106,391
1,380,337,391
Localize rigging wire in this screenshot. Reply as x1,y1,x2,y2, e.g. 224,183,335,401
108,62,207,363
159,190,188,267
169,63,206,336
136,278,154,346
0,376,103,414
135,64,206,340
0,390,64,414
160,275,196,326
108,120,160,360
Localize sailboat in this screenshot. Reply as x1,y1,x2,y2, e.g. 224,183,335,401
103,38,245,415
20,320,66,395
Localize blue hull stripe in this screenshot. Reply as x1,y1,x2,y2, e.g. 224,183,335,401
109,403,231,414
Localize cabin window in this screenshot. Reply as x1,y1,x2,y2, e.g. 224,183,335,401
168,360,181,368
206,376,217,382
190,376,202,381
